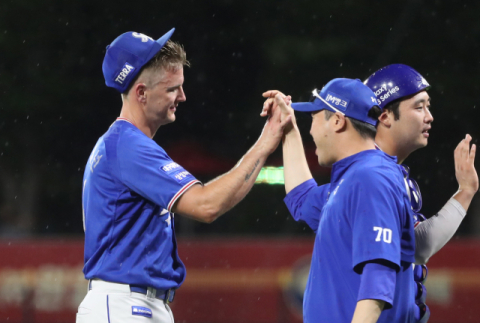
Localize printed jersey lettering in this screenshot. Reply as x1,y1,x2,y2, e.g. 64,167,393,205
332,179,344,196
174,171,190,181
89,148,103,173
132,306,152,318
160,162,193,183
373,226,392,243
161,162,181,173
165,214,171,226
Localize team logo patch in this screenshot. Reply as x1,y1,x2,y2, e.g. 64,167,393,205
325,92,349,111
132,32,154,42
161,162,181,173
115,63,135,85
132,306,152,318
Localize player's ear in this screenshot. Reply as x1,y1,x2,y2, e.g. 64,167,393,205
134,83,148,103
333,113,347,132
378,110,392,128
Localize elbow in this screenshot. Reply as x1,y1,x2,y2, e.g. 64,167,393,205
197,206,222,223
414,251,430,265
201,212,218,224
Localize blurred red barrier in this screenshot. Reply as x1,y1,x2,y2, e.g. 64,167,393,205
0,238,479,323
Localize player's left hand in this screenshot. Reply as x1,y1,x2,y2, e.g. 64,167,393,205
454,134,479,194
261,90,296,135
261,90,293,120
257,97,292,155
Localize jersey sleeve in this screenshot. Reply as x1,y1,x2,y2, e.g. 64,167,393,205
284,179,330,233
349,169,408,273
357,262,396,309
116,131,201,212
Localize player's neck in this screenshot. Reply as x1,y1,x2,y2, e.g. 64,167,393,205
334,134,376,162
374,135,410,164
119,104,158,139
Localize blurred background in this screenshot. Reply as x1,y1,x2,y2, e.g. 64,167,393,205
1,0,480,322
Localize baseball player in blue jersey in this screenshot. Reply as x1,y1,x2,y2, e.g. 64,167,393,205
77,29,288,323
262,79,417,323
364,64,479,322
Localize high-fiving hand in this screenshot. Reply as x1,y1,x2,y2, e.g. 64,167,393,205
454,134,479,195
261,90,295,135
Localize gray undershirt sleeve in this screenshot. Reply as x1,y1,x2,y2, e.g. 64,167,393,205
414,198,466,265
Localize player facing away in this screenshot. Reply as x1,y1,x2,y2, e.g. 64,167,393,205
365,64,479,321
77,29,288,323
262,79,417,323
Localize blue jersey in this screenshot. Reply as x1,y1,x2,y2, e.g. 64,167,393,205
82,119,200,290
284,150,416,323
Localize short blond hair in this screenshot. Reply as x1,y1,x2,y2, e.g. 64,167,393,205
123,40,189,94
143,40,190,72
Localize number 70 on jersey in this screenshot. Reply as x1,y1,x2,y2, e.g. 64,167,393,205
373,226,392,244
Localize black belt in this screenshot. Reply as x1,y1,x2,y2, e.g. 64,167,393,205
88,280,176,303
130,285,176,303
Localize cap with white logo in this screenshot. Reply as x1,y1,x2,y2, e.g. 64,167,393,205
291,78,380,126
102,28,175,93
363,64,430,109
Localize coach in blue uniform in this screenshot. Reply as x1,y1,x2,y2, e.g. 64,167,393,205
263,79,416,322
77,29,287,323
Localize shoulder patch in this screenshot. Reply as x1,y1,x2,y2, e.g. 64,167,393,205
161,162,181,173
173,170,191,182
160,162,194,182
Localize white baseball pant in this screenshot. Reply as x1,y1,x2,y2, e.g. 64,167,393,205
76,279,175,323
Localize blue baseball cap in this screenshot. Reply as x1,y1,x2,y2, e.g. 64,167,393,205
102,28,175,93
292,78,379,126
364,64,430,109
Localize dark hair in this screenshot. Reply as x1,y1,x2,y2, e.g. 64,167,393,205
383,100,401,120
324,106,382,140
123,40,190,94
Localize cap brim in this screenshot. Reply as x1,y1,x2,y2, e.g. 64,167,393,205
291,102,319,112
292,100,332,113
156,28,175,48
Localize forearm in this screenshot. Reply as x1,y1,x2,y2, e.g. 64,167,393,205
203,143,267,217
414,197,466,264
283,125,313,193
174,139,269,222
351,299,384,323
452,189,476,212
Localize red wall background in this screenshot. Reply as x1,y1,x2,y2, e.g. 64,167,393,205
0,238,479,323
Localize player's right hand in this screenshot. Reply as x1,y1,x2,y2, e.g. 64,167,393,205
262,90,296,134
261,90,290,117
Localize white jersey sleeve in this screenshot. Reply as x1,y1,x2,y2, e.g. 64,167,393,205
414,198,466,264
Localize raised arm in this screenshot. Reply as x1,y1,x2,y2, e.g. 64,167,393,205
414,135,478,264
172,105,290,223
452,134,478,209
262,91,313,193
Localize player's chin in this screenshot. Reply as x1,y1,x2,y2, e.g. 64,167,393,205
420,135,429,146
415,137,428,149
167,113,176,123
316,154,331,167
